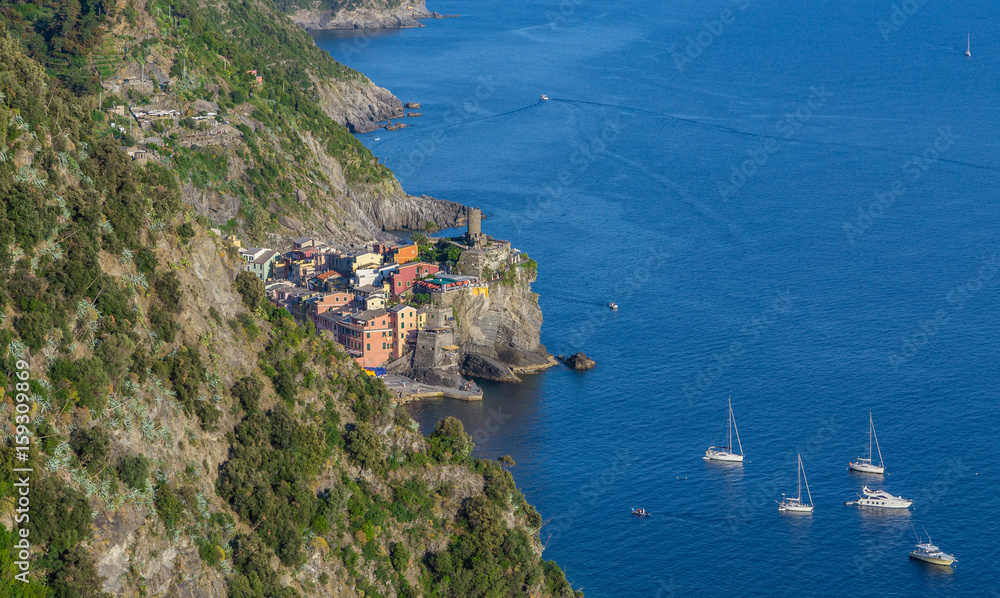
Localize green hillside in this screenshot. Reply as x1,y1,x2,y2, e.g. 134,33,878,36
0,3,580,597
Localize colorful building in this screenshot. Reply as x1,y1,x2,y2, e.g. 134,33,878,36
239,247,279,281
331,251,382,275
387,262,440,296
389,244,419,264
388,304,418,359
308,292,355,319
332,309,393,367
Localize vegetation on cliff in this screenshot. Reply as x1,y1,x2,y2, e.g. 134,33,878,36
0,3,576,597
2,0,398,245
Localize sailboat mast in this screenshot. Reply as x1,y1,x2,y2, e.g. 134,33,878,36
800,454,813,506
797,454,802,501
868,412,873,461
731,400,743,456
872,415,884,467
728,398,732,450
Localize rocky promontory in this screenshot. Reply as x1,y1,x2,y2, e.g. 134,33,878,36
448,247,557,381
290,0,433,30
312,73,404,133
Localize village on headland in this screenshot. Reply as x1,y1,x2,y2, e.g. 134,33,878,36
217,209,541,402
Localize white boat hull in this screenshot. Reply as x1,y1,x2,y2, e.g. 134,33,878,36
910,552,955,566
846,498,912,509
704,450,743,462
848,461,885,474
778,503,814,513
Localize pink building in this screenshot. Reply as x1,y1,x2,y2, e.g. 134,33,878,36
309,292,355,319
387,262,440,296
333,309,392,367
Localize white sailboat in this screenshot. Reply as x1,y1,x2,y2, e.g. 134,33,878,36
704,398,744,462
965,33,971,57
848,412,885,475
778,454,814,513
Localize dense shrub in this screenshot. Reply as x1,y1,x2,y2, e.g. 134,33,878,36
344,422,383,472
235,271,265,311
428,417,473,463
218,404,330,569
69,426,111,474
27,477,93,554
177,222,195,243
232,375,264,412
48,545,111,598
116,455,151,490
95,332,136,381
154,271,183,313
0,525,50,596
154,482,184,531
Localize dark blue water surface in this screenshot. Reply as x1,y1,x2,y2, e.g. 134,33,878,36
314,1,1000,595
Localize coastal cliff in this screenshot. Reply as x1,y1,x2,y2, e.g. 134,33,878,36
290,0,434,30
0,3,581,597
450,248,556,381
312,73,404,133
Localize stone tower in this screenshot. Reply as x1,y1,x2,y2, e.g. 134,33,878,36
466,207,485,247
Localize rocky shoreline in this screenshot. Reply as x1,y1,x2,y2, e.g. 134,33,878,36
290,0,457,31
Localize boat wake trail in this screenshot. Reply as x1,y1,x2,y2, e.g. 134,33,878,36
550,98,993,172
448,101,545,128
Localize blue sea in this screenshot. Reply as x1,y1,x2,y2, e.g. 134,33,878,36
312,1,1000,595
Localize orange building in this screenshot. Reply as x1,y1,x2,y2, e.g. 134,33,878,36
388,304,418,359
308,292,355,319
389,244,419,264
333,309,392,367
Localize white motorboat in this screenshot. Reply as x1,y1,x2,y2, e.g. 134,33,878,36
848,412,885,475
778,454,814,513
608,302,618,310
965,33,971,57
845,485,912,509
539,94,550,101
910,534,956,566
704,397,744,462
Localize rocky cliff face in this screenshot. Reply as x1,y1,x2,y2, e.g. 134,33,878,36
290,0,432,30
442,253,556,381
452,282,556,380
313,74,404,134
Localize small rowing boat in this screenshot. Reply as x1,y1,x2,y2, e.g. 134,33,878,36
631,508,650,516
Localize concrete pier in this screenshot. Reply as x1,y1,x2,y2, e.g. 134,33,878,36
382,374,483,402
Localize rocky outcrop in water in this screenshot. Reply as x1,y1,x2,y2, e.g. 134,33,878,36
561,353,596,370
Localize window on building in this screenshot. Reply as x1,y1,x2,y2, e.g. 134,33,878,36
367,332,370,338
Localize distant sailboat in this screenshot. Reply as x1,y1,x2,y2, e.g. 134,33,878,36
704,398,744,462
965,33,971,57
848,412,885,475
778,454,814,513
